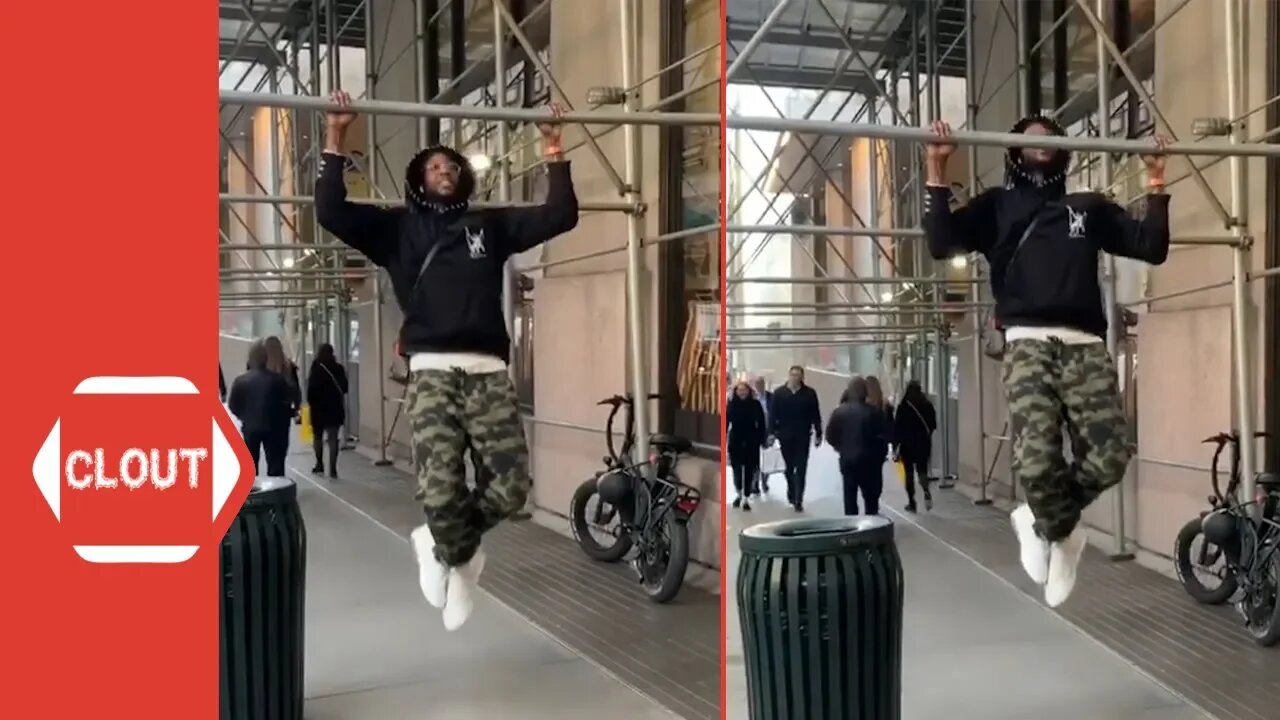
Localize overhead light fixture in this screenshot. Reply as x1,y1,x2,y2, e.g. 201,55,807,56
879,291,894,302
283,257,295,269
469,154,493,173
950,255,968,269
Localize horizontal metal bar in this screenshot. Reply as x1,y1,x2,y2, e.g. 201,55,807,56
221,193,637,213
728,276,980,285
728,340,909,348
728,302,983,309
219,243,342,251
520,223,719,273
728,325,938,334
728,302,992,312
524,416,611,435
1251,265,1280,281
220,91,721,128
1137,456,1212,473
220,293,341,299
727,224,1234,246
219,275,363,280
724,114,1280,157
727,224,924,238
1121,278,1233,307
984,434,1011,442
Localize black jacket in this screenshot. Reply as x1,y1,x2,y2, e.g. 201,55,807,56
893,396,937,460
218,364,226,402
923,186,1169,338
826,400,891,467
770,383,822,443
228,368,294,436
726,395,768,454
316,149,579,363
307,359,349,429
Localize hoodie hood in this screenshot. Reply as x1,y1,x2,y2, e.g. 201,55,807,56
404,145,476,214
1004,114,1071,195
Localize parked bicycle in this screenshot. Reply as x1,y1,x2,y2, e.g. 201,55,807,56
1173,430,1280,645
568,394,702,604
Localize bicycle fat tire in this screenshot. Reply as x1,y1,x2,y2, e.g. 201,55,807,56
569,477,633,563
1173,517,1237,605
642,513,690,604
1246,546,1280,647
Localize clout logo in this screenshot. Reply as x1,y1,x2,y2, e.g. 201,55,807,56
33,376,241,564
64,447,208,491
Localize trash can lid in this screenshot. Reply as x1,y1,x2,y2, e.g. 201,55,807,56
243,476,298,508
739,515,894,555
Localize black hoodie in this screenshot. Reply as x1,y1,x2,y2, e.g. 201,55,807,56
923,115,1170,338
316,147,579,362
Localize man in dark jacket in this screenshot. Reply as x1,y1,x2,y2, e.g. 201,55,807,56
318,90,579,631
924,116,1169,608
770,365,822,512
228,341,294,478
825,377,891,516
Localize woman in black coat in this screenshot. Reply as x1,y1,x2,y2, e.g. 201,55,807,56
307,343,349,478
726,380,768,511
894,380,938,513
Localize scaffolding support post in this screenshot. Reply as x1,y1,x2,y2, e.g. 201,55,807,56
1092,0,1131,561
1226,0,1257,505
414,0,429,147
965,0,991,506
1015,0,1030,117
494,0,515,347
371,0,391,466
618,0,651,471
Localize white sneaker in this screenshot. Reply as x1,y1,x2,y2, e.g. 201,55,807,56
442,547,486,631
410,524,448,608
1045,528,1088,608
1010,504,1050,585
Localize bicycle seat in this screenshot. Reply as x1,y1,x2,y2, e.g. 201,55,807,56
1258,472,1280,490
650,433,693,454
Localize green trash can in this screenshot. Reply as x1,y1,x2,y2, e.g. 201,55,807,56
219,478,307,720
737,516,904,719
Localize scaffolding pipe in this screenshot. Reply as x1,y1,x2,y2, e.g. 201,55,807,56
618,0,651,471
1074,0,1232,228
493,0,515,354
413,0,428,146
726,222,1238,246
965,0,989,506
1122,278,1234,307
728,276,981,285
725,0,795,81
723,114,1280,157
728,340,921,349
221,90,720,128
519,223,719,273
370,1,390,465
1088,0,1130,559
220,193,637,212
728,325,940,335
727,301,989,309
1225,0,1257,505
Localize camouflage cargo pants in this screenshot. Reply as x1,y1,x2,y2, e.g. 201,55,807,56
406,368,531,566
1002,338,1131,543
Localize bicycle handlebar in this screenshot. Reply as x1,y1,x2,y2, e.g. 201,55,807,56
1200,431,1270,444
596,393,669,407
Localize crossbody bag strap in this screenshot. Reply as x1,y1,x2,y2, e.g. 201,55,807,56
906,401,930,434
318,363,343,394
410,240,444,296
